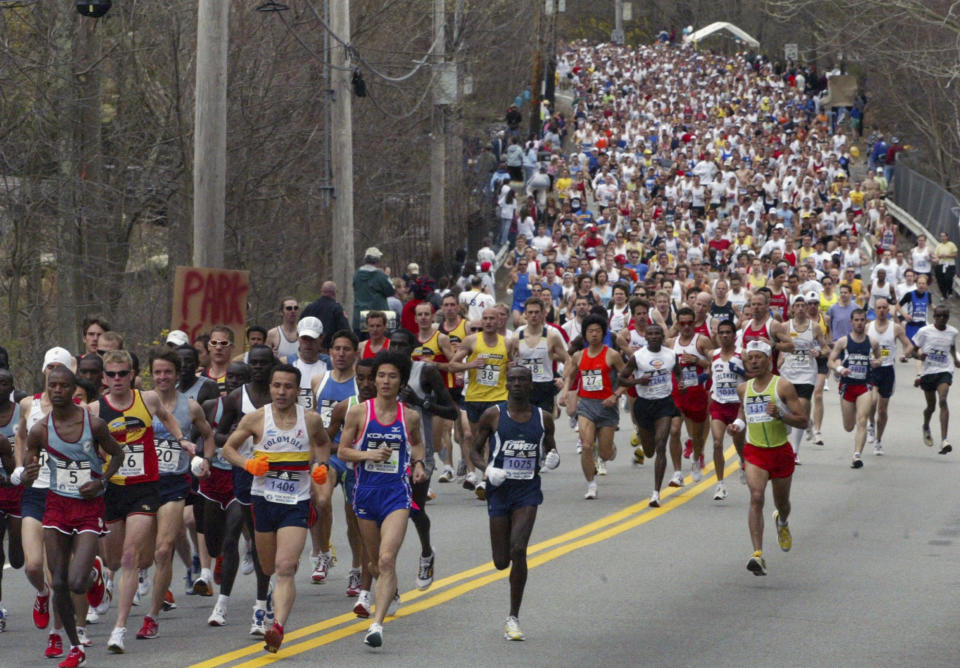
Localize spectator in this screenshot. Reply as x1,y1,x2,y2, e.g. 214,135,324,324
352,246,395,333
300,281,351,350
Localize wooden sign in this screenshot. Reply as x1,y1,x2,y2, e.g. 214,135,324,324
171,266,250,345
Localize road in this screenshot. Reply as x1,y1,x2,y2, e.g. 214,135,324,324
3,360,959,667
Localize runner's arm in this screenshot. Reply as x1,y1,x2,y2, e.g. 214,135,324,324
326,399,350,442
90,415,126,479
0,435,12,477
828,337,847,373
542,410,557,453
469,406,497,471
189,399,216,462
143,391,188,442
214,389,243,446
13,395,31,468
306,412,331,467
405,409,427,483
220,410,262,468
421,366,458,420
777,380,811,429
337,404,388,462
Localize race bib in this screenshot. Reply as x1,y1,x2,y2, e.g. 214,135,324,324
746,399,773,423
789,350,809,368
477,364,501,387
298,388,315,410
263,471,301,505
581,370,604,392
319,400,336,429
55,460,91,496
156,437,181,474
880,348,891,358
716,383,738,401
364,441,400,474
681,366,698,388
848,360,868,378
521,358,546,378
928,349,949,365
503,456,536,480
118,444,145,478
648,372,668,387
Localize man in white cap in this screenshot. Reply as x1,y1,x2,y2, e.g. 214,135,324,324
165,330,190,348
352,247,395,335
289,317,328,410
728,339,809,576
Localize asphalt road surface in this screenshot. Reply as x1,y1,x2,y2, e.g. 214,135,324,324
3,360,959,667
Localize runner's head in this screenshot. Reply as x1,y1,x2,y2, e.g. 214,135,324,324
387,328,416,359
440,295,460,322
506,365,533,401
645,323,664,349
225,362,250,394
744,340,772,376
297,317,324,363
917,274,928,292
791,295,808,320
208,326,235,365
280,297,299,324
582,314,607,346
269,364,301,409
356,359,377,401
0,368,13,403
247,344,276,384
246,325,268,348
874,297,890,321
415,302,435,332
676,306,695,336
329,330,359,371
366,311,387,341
523,297,544,326
716,319,736,347
77,353,103,389
149,348,182,393
481,308,499,334
933,304,950,328
175,344,199,380
47,366,77,408
101,350,133,396
372,350,411,399
850,308,867,333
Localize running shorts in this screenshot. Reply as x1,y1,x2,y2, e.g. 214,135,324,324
529,381,558,413
744,443,795,479
232,468,253,506
43,492,107,536
104,482,160,523
327,454,357,505
633,396,679,432
920,372,953,392
464,400,499,424
157,474,191,505
793,384,814,401
576,396,619,429
708,401,740,425
20,486,47,522
352,482,411,526
486,478,543,517
840,382,871,403
870,366,896,399
672,385,709,422
199,467,235,509
251,497,309,533
0,484,23,518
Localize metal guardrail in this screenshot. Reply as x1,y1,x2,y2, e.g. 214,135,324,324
891,164,959,245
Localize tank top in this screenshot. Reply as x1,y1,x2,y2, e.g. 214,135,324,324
440,318,468,388
314,373,358,429
843,335,872,384
745,377,789,448
101,390,158,486
819,291,838,315
742,317,779,373
608,304,630,334
907,290,931,325
354,399,412,488
578,345,614,399
294,358,329,410
673,333,707,389
633,346,676,400
488,404,545,481
153,393,194,477
359,339,389,360
711,350,745,404
413,329,443,363
333,396,360,445
780,320,818,386
250,403,311,504
868,282,894,311
27,394,51,488
236,385,259,459
627,327,647,352
181,377,215,402
0,402,20,440
867,320,896,368
204,368,227,395
274,326,300,360
843,248,862,272
465,334,509,403
517,326,554,383
881,226,895,249
769,290,789,320
46,411,104,500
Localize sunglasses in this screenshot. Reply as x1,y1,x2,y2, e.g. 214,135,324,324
104,370,131,378
284,305,299,311
470,327,482,332
209,340,232,347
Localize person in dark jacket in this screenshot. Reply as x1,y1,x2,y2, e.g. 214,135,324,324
352,247,395,334
300,281,350,350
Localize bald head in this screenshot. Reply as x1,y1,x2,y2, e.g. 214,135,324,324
321,281,337,298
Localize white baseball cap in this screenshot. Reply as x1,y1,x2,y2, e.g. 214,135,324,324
43,346,75,372
297,317,323,340
166,330,189,347
745,340,771,356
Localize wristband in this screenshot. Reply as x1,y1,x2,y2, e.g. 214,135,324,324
732,418,746,431
411,459,425,468
10,466,23,486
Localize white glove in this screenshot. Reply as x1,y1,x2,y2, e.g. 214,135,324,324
543,450,560,470
10,466,23,486
190,456,206,477
485,465,507,487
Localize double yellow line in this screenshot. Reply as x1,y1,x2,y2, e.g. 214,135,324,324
189,446,738,668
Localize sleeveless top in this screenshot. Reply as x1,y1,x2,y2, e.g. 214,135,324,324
359,339,389,360
578,345,614,399
333,395,360,445
181,377,215,402
517,326,554,383
274,327,300,360
46,411,104,500
633,346,676,400
250,403,311,504
745,377,789,448
780,320,818,386
101,390,157,486
314,373,358,429
711,350,745,404
608,304,631,334
769,290,789,320
465,334,509,403
354,400,412,488
906,290,931,325
293,358,329,410
27,394,52,488
867,321,896,368
153,393,194,477
488,404,545,481
843,335,872,384
440,318,468,388
0,402,19,440
673,333,708,389
413,329,443,364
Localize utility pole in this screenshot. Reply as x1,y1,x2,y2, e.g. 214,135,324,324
612,0,625,45
193,0,228,268
330,0,355,319
529,0,544,137
429,0,446,276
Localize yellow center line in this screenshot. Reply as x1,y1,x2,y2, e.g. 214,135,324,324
189,446,738,668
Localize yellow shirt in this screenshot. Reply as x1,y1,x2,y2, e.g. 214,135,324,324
464,334,509,403
554,177,572,198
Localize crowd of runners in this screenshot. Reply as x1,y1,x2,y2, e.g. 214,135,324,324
0,37,958,665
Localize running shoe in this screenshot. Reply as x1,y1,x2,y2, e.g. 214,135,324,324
387,590,401,616
184,568,195,595
58,646,85,668
106,627,125,654
312,553,331,584
866,423,876,444
85,609,98,625
240,546,255,576
713,482,727,501
213,555,223,585
162,590,176,611
773,510,792,552
364,622,383,647
462,471,478,491
814,431,824,447
682,439,693,459
746,550,767,576
939,440,953,455
630,431,641,446
77,626,92,647
456,460,467,479
208,602,227,626
136,615,159,639
0,607,6,632
263,622,284,654
346,569,362,597
805,426,814,442
633,446,645,465
416,550,435,590
648,491,660,508
46,632,64,658
438,465,455,483
353,590,372,618
34,587,50,629
596,459,607,476
87,556,105,609
475,481,486,500
504,615,525,641
250,608,267,636
192,573,212,597
923,425,933,447
584,481,598,500
851,452,864,469
668,471,684,488
95,577,112,615
691,460,702,483
874,442,884,456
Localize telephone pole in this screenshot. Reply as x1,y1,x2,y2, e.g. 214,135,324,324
330,0,355,318
193,0,228,268
529,0,544,136
429,0,446,275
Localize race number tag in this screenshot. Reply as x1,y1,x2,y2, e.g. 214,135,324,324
319,399,336,429
521,358,546,378
55,460,91,496
581,370,604,392
746,398,772,423
156,437,181,474
716,383,738,401
477,364,501,387
364,442,400,474
298,388,315,410
681,366,698,387
789,350,809,369
118,444,145,478
928,349,949,365
503,456,536,480
263,471,301,505
648,371,667,387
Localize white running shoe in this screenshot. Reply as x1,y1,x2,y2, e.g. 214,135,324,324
416,550,435,591
668,471,684,487
691,461,702,483
85,608,99,625
504,615,525,641
208,602,227,626
249,607,267,636
135,568,150,602
648,491,660,508
584,481,598,499
867,423,876,444
364,622,383,647
437,465,455,483
814,431,824,447
874,441,884,456
462,471,478,491
240,547,255,576
107,626,126,654
95,578,112,615
77,626,93,647
312,553,332,584
596,459,607,476
713,482,728,500
353,590,372,618
387,591,401,616
805,426,814,442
